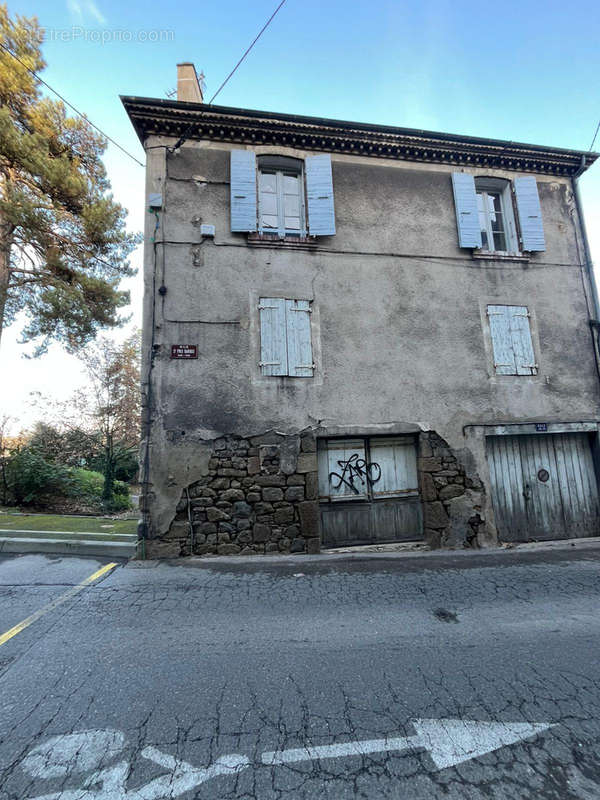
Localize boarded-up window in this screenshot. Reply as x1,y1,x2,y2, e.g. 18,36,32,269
487,304,537,376
318,436,419,502
259,298,314,377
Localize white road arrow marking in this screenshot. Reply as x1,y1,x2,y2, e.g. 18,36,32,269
262,718,555,771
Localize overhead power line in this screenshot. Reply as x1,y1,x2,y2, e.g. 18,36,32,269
0,41,145,167
208,0,288,104
589,117,600,152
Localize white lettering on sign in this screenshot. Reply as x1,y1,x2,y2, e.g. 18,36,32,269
22,719,554,799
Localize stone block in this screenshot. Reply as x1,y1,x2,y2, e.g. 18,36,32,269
280,438,300,475
285,486,305,502
254,501,274,515
306,537,320,554
255,475,287,487
290,537,305,553
218,468,247,477
262,487,284,502
424,501,449,530
265,542,280,553
199,522,217,535
248,456,260,475
438,484,465,501
232,501,252,518
165,521,189,539
287,474,305,486
220,488,245,502
246,492,261,503
194,544,217,555
274,506,295,524
279,537,291,551
207,507,230,522
215,501,233,511
231,457,247,471
418,457,443,472
296,452,318,474
237,518,251,531
298,500,320,537
419,438,433,458
420,473,437,502
305,472,319,500
217,544,241,555
250,431,284,446
218,522,235,534
217,532,231,543
253,524,270,543
300,432,316,452
210,478,230,490
240,546,256,555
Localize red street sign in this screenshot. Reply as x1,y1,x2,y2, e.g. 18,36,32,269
171,345,197,359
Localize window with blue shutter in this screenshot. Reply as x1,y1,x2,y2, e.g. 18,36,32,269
487,305,537,376
230,150,257,232
305,154,336,236
259,298,314,377
514,176,546,252
452,173,482,248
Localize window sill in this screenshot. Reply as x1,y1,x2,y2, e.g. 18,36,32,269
472,250,530,263
248,232,318,249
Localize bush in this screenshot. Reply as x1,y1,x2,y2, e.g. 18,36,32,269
67,468,104,502
4,447,71,505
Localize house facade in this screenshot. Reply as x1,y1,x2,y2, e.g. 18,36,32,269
123,64,600,558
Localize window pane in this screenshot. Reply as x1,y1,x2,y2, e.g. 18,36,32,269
369,438,418,497
489,193,506,250
259,171,280,230
477,193,488,247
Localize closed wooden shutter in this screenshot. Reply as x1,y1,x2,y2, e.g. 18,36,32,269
259,298,287,376
369,438,419,498
488,305,517,374
325,439,368,501
285,299,313,377
514,176,545,251
452,173,482,248
508,306,537,375
230,150,257,232
305,154,336,236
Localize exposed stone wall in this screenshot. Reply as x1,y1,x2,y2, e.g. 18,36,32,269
418,431,485,548
155,431,320,557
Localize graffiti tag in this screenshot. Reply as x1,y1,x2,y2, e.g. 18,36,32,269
329,453,381,495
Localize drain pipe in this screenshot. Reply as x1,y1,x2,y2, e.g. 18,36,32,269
572,155,600,377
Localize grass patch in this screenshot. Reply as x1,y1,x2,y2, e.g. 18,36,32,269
0,511,138,535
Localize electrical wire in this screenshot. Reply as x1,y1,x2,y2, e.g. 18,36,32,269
589,117,600,152
208,0,288,104
0,41,145,167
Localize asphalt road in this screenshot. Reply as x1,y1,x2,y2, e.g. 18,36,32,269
1,545,600,799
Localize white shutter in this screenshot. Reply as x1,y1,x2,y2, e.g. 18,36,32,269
326,439,368,501
508,306,537,375
514,176,545,251
230,150,257,232
259,298,287,376
488,305,517,375
369,438,419,498
305,154,336,236
452,173,482,248
285,299,313,377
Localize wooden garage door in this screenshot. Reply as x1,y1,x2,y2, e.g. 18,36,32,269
487,433,600,542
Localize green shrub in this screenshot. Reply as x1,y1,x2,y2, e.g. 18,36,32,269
5,447,71,505
67,468,104,502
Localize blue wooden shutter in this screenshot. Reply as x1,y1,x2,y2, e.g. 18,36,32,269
514,176,545,251
488,305,516,375
230,150,257,232
259,298,287,376
305,154,336,236
285,299,313,377
508,306,537,375
452,173,482,248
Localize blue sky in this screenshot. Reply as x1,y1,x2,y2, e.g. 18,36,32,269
2,0,600,427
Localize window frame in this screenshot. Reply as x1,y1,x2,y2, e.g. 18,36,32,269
257,156,307,238
475,177,519,255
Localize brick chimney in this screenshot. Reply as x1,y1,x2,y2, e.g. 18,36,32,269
176,63,203,103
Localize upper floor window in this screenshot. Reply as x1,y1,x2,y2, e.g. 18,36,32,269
230,150,336,238
475,177,517,254
257,156,306,236
452,173,545,253
487,304,537,376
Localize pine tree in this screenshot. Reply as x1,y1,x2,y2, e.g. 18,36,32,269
0,5,140,353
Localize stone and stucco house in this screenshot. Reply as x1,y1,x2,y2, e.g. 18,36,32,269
123,63,600,557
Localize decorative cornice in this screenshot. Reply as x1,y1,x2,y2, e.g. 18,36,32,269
121,96,598,177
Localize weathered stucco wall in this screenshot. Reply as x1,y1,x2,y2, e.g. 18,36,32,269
139,137,600,556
